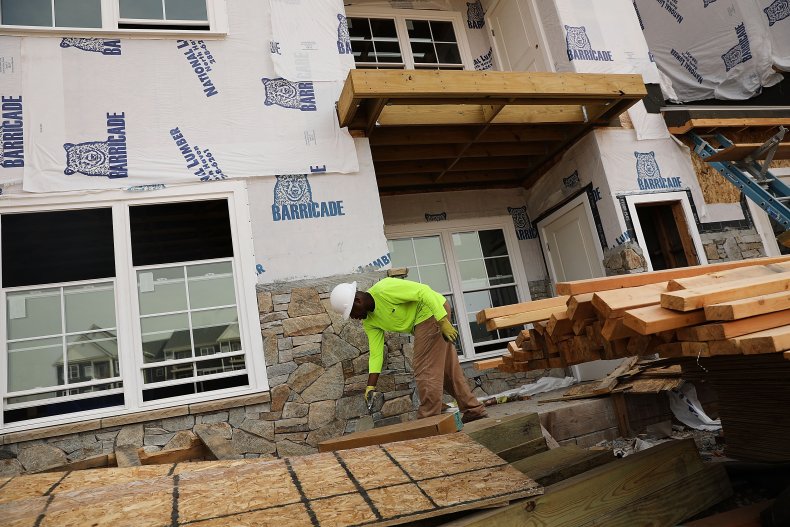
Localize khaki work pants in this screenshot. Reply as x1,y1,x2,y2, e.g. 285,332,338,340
412,302,487,420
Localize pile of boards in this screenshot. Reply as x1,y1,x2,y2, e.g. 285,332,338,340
475,256,790,373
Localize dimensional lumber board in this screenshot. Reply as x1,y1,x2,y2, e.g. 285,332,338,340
592,282,669,319
510,445,615,487
438,438,716,527
655,341,710,358
705,290,790,320
677,310,790,341
667,262,790,291
0,434,543,527
567,293,596,321
623,305,707,335
318,413,461,453
476,296,569,325
736,324,790,355
473,357,504,371
601,318,640,341
704,142,790,162
463,413,542,455
485,306,567,331
685,500,773,527
555,256,790,295
661,271,790,312
546,311,572,337
496,437,548,463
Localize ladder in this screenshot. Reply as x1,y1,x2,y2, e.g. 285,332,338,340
689,126,790,247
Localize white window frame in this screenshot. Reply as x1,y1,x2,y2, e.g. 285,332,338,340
0,181,266,433
386,216,531,362
624,191,708,272
344,6,474,70
0,0,228,38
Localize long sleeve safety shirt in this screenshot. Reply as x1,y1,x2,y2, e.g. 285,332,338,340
362,278,448,374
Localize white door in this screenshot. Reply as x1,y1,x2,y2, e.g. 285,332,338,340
486,0,550,72
541,203,603,283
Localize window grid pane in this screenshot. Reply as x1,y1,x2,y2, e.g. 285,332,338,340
55,0,101,28
1,0,52,26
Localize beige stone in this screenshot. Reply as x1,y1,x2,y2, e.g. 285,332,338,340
288,362,325,393
188,392,271,415
282,314,331,337
271,384,291,413
257,292,273,314
3,419,102,445
163,430,197,450
288,288,325,317
380,395,414,418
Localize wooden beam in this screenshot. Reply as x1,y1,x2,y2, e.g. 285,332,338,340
546,311,573,338
510,445,615,487
592,282,668,319
463,412,543,455
476,296,569,324
567,292,596,321
737,324,790,355
705,142,790,162
623,305,707,335
376,155,539,175
704,290,790,321
318,413,460,452
377,170,523,188
667,262,790,291
486,305,568,331
473,357,504,371
601,318,641,341
368,125,567,146
371,142,551,162
677,310,790,341
660,272,790,312
555,256,790,296
667,117,790,134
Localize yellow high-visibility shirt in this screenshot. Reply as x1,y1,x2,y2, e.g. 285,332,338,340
362,278,447,374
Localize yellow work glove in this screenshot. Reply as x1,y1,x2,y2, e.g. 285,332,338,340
365,385,376,406
438,317,458,342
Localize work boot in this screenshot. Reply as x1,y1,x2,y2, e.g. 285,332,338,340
461,411,488,424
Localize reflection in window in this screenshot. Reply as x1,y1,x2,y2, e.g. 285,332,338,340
137,260,247,400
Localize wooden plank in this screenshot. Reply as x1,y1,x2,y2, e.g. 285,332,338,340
540,425,560,450
318,413,460,453
667,117,790,134
677,310,790,341
704,290,790,321
42,452,115,472
193,425,242,460
623,304,707,335
556,256,790,295
546,311,573,337
704,142,790,162
736,324,790,355
463,413,542,455
667,262,790,291
1,434,543,527
497,437,549,463
515,329,530,347
592,282,668,319
601,318,640,341
593,357,639,395
685,500,773,527
473,357,504,371
655,341,710,358
138,437,211,465
567,292,596,320
510,445,615,487
476,296,569,325
114,445,142,468
661,271,790,312
440,438,711,527
486,306,567,331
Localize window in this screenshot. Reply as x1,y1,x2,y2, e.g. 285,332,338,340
346,9,470,70
387,221,527,361
0,0,226,34
1,183,265,432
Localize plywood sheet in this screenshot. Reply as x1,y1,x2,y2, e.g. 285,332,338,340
0,433,541,527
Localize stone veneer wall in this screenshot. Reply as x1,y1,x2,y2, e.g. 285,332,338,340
699,228,766,262
602,242,648,276
0,271,547,476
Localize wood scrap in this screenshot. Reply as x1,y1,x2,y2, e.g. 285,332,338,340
318,413,461,453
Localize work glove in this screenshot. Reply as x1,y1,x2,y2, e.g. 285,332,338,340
438,317,458,343
365,385,376,406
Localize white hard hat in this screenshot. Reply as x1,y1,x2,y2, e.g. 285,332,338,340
330,281,357,320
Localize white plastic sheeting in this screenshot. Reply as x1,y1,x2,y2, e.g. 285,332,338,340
542,0,660,83
668,383,722,431
633,0,784,101
270,0,356,81
3,0,358,193
756,0,790,71
0,38,24,193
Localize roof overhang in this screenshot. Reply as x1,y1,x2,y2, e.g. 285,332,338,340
337,70,647,195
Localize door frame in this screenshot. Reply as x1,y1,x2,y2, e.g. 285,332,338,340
625,192,708,272
485,0,553,72
537,193,605,285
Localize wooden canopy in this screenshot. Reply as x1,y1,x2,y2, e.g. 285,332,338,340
337,70,647,194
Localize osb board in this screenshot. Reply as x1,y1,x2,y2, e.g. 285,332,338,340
0,433,541,527
678,131,790,205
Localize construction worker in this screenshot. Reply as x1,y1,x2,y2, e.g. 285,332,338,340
329,278,488,424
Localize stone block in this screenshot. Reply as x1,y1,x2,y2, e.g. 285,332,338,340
288,288,325,317
308,400,336,430
257,292,273,314
273,293,291,304
321,298,348,335
161,415,196,432
144,433,175,447
292,334,323,346
322,333,360,368
267,362,298,378
264,335,279,366
277,337,293,351
380,396,413,418
305,420,346,447
273,304,289,312
232,430,276,455
300,363,344,403
163,431,197,450
239,419,275,441
275,433,308,442
17,444,67,473
292,343,321,358
340,321,369,352
276,440,317,458
0,459,23,477
282,402,309,419
194,422,232,440
228,407,247,428
262,311,288,324
275,418,309,434
282,314,332,337
288,362,325,393
51,435,84,454
196,412,229,425
271,385,291,413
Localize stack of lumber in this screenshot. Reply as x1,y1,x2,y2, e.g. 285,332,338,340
474,256,790,374
438,438,732,527
683,352,790,462
0,433,542,527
